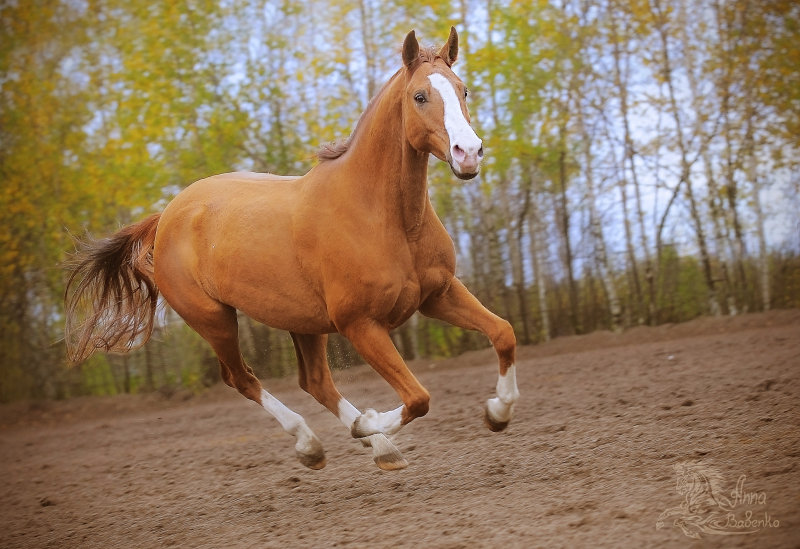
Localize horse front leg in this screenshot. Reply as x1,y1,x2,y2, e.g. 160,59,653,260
337,320,431,437
291,332,408,470
420,277,519,431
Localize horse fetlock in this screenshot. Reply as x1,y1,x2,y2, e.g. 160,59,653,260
350,409,377,438
351,406,404,438
484,364,519,432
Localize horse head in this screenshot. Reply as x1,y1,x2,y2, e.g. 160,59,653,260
400,27,483,180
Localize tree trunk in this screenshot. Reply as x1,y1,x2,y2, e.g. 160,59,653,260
748,154,770,311
580,123,623,332
557,124,580,333
499,181,531,344
527,183,551,342
652,0,720,315
356,0,376,100
703,152,737,314
609,10,652,323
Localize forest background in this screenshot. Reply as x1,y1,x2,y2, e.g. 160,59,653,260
1,0,798,402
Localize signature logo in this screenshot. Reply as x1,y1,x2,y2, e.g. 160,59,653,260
657,461,780,539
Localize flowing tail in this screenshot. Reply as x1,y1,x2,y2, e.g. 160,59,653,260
64,213,162,365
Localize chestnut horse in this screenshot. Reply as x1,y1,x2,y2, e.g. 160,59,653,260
65,28,519,470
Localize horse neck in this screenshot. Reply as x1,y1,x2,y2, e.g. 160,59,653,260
341,74,430,235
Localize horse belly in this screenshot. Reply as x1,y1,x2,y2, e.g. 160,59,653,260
215,240,334,333
235,293,334,333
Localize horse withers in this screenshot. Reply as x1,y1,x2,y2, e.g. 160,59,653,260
65,27,519,471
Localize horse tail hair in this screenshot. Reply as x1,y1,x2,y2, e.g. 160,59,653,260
64,213,162,365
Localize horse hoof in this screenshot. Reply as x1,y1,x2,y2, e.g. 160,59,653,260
483,406,510,432
297,450,327,470
367,433,407,470
374,451,408,471
296,436,326,469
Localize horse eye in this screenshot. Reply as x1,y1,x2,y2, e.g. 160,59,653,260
464,88,469,99
414,92,426,104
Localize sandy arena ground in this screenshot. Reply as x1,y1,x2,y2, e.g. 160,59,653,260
1,310,798,548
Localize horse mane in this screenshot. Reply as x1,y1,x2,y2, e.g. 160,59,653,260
317,46,443,162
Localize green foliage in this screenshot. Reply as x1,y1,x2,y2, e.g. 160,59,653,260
1,0,798,401
656,246,708,322
79,355,118,397
771,253,800,309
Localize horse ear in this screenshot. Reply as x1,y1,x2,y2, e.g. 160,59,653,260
439,26,458,66
402,30,419,69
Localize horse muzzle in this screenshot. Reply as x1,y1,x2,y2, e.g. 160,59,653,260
449,143,483,180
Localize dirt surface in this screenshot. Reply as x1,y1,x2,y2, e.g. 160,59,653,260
2,310,799,548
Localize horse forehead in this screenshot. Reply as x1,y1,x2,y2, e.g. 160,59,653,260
427,71,464,102
427,67,462,89
408,62,461,89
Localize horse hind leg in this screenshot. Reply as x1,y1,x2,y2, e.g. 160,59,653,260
291,332,407,471
217,359,235,388
173,297,326,469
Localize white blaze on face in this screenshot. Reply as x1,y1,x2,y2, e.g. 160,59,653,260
428,72,483,174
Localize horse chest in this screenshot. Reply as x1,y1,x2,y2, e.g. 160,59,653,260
415,263,450,296
412,232,456,297
377,253,448,328
383,260,451,329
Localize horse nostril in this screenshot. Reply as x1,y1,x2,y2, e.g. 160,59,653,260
452,145,465,161
477,146,484,159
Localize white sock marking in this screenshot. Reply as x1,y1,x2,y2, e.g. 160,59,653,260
337,398,405,463
355,405,404,436
339,398,404,436
261,389,318,456
337,398,361,429
487,365,520,423
261,389,303,433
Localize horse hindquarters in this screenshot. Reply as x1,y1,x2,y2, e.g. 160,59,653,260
153,225,326,470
